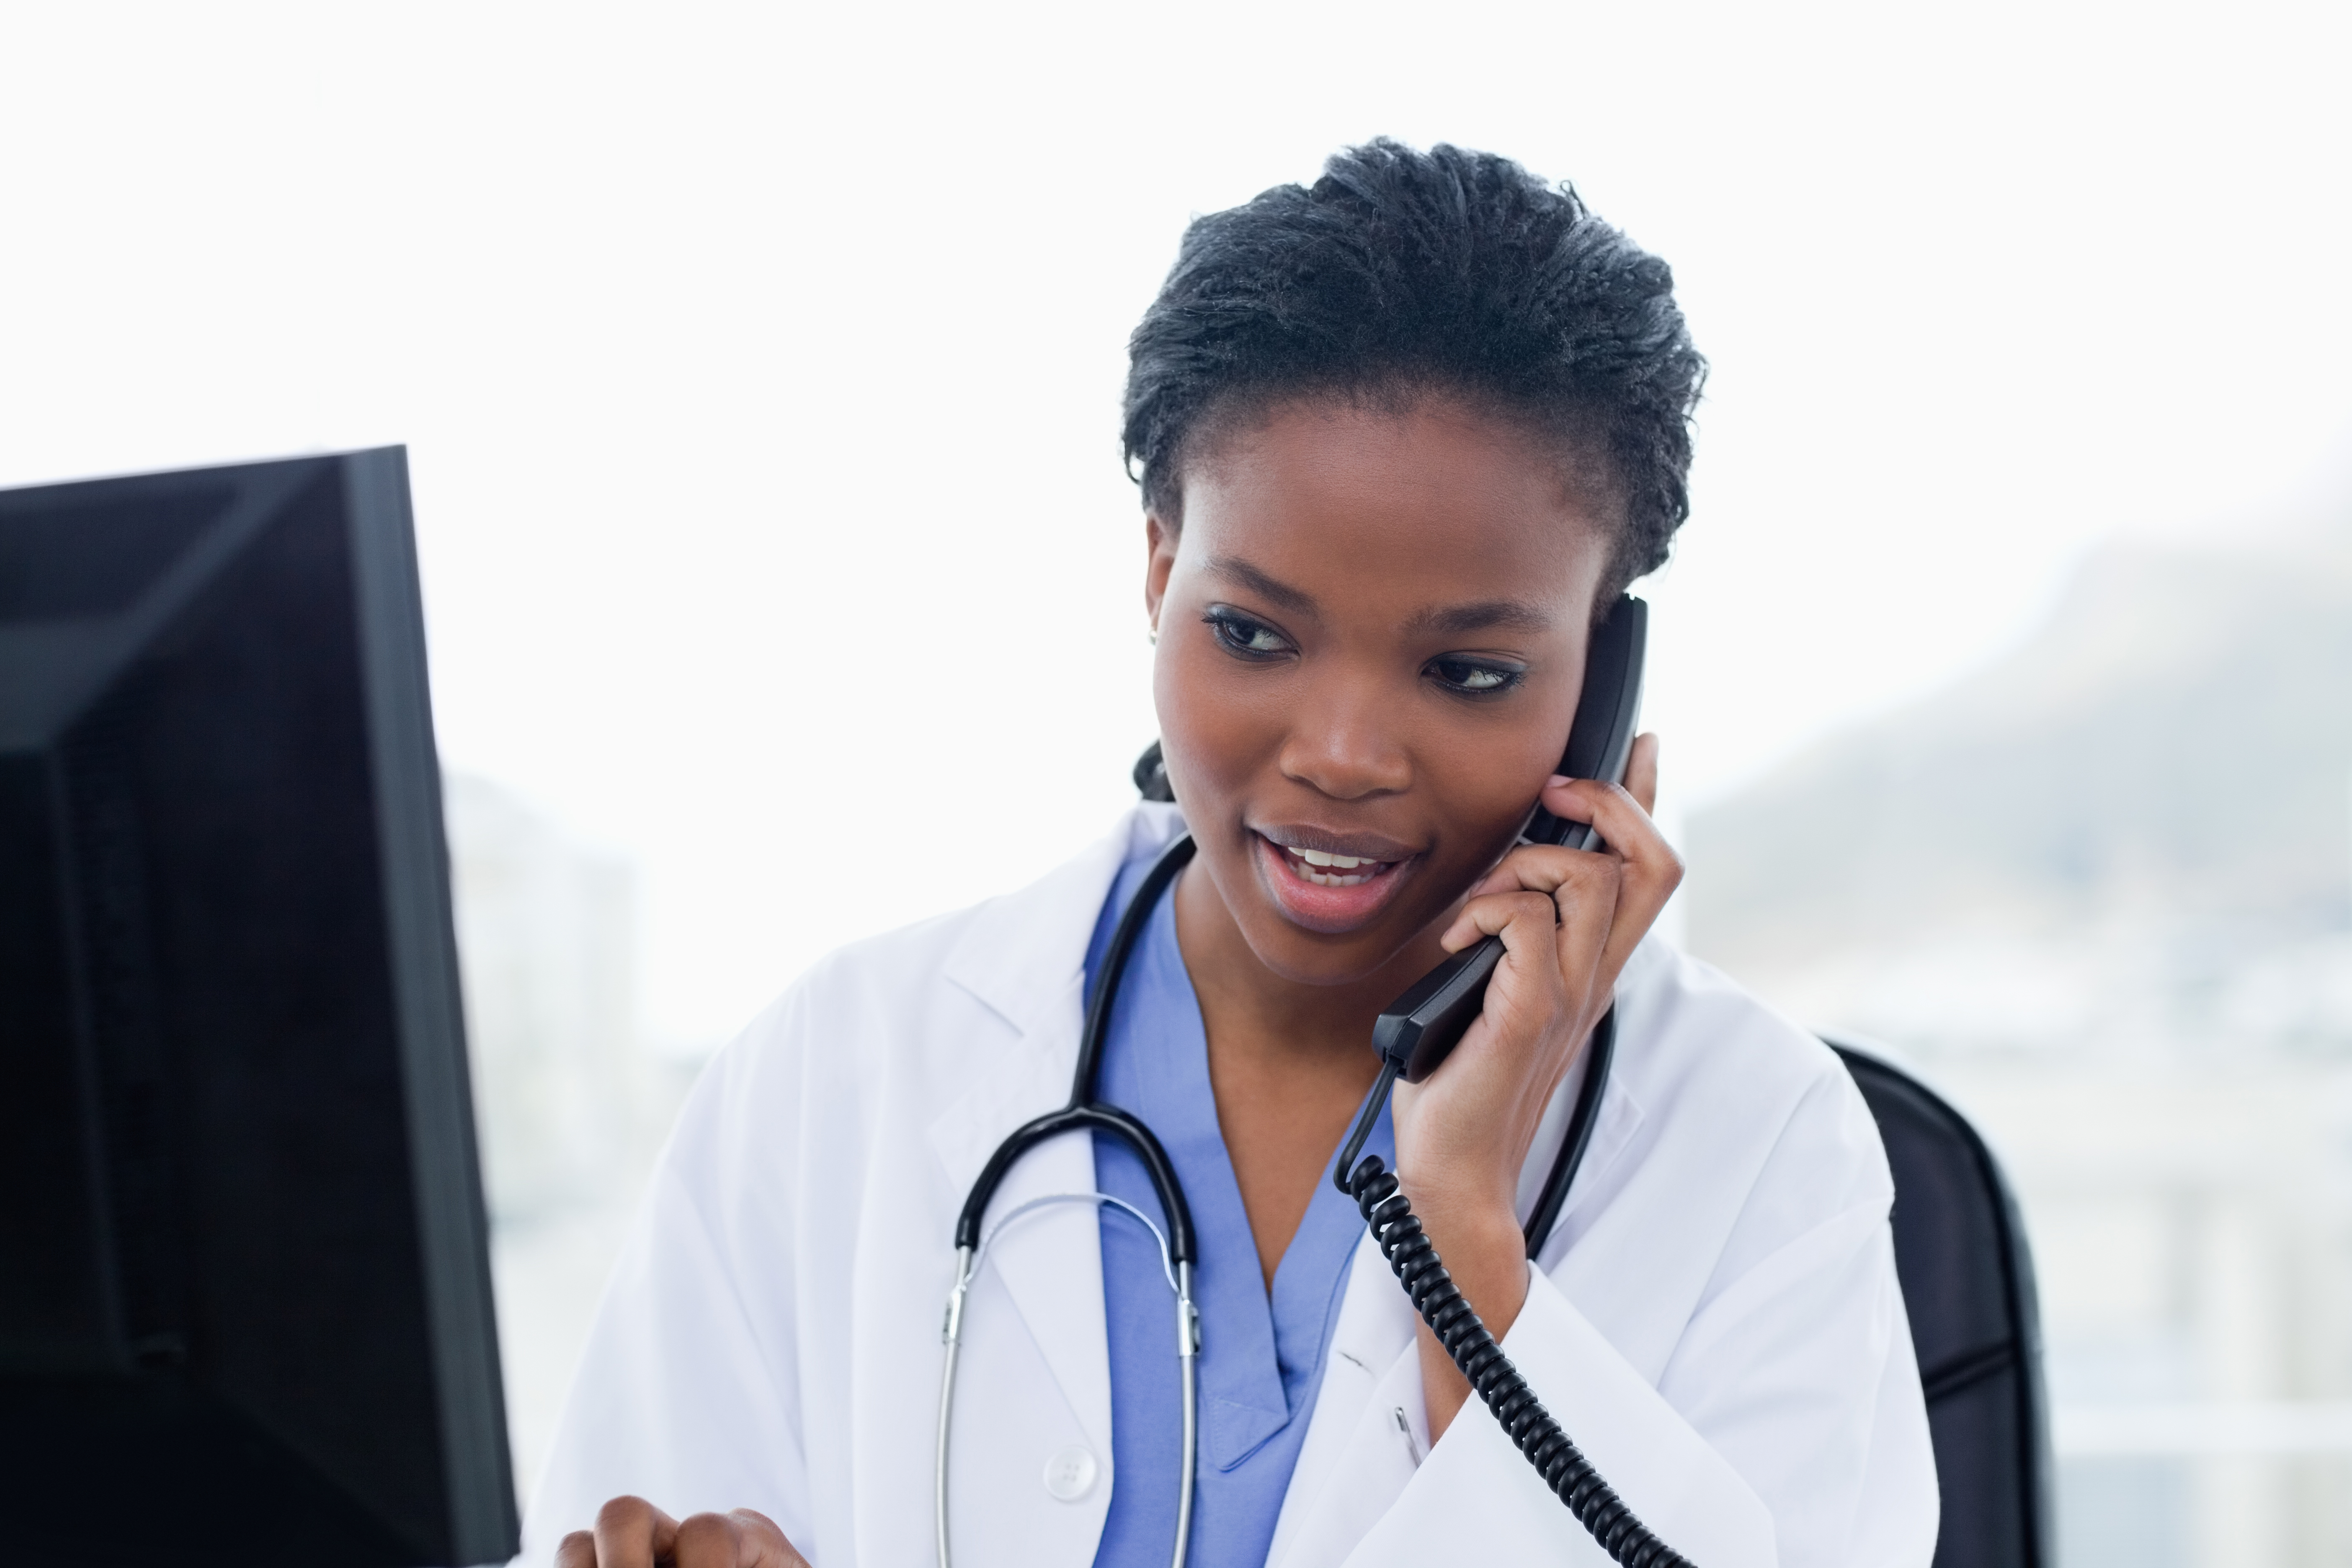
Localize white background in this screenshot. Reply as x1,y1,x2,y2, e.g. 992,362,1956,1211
3,0,2347,1050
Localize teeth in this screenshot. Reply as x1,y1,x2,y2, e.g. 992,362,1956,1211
1280,842,1383,887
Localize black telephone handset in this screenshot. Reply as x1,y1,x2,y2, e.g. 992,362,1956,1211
1370,595,1648,1084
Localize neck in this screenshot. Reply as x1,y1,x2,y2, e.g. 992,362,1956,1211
1170,860,1444,1073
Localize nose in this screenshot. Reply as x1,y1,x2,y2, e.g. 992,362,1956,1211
1277,673,1413,802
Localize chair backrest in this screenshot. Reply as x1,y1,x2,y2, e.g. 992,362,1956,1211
1826,1039,2055,1568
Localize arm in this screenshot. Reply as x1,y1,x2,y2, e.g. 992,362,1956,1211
1357,1080,1933,1567
1381,743,1935,1565
1391,740,1678,1438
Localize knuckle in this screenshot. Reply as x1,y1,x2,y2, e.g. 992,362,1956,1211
732,1509,807,1565
676,1512,738,1550
1554,854,1618,895
556,1530,597,1568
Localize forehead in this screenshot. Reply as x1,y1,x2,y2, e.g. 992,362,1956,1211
1175,398,1610,620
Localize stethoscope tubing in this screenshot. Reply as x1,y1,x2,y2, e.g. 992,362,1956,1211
939,837,1202,1568
937,831,1611,1567
937,1192,1199,1568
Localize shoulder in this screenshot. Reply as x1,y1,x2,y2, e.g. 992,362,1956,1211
1542,940,1893,1367
1617,939,1870,1137
1604,936,1891,1243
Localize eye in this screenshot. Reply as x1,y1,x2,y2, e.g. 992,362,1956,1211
1204,607,1294,660
1426,655,1524,696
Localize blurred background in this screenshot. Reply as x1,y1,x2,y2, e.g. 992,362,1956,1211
2,2,2347,1561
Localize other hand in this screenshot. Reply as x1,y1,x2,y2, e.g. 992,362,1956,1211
556,1497,810,1568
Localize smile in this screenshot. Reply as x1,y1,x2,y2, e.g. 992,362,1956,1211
1249,829,1419,935
1277,844,1396,887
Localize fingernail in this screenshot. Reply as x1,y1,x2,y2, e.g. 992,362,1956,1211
1547,774,1573,787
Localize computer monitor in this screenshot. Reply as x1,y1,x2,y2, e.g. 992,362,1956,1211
0,451,518,1566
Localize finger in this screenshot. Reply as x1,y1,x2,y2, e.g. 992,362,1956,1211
556,1531,598,1568
1546,780,1683,983
1443,842,1586,946
1455,842,1627,974
1548,850,1622,1000
1490,787,1681,998
593,1497,679,1568
1625,732,1660,816
730,1510,813,1568
670,1509,812,1568
1535,777,1679,893
673,1511,745,1568
1440,887,1558,945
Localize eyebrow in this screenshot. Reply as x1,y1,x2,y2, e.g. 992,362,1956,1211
1205,554,1319,615
1402,599,1556,637
1206,554,1555,638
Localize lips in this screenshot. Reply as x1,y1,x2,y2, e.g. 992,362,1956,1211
1251,828,1418,934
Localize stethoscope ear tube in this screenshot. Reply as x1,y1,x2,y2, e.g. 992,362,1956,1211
952,833,1201,1259
939,1195,1200,1568
952,1104,1196,1264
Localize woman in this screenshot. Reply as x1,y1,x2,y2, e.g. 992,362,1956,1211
534,141,1937,1568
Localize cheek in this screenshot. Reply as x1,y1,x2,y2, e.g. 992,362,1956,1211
1420,706,1581,859
1152,637,1279,800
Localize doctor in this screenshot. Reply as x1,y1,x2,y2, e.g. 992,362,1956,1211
533,141,1938,1568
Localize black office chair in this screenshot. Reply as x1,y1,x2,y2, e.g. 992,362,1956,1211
1826,1039,2055,1568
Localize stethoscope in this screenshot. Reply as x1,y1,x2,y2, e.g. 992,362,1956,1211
934,833,1617,1568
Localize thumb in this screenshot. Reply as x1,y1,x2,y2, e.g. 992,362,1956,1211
1624,732,1661,816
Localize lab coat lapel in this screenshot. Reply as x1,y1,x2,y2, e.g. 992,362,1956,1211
927,804,1189,1461
1263,1233,1423,1568
1266,1052,1648,1568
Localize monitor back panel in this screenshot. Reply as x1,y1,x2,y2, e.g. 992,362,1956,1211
0,452,516,1567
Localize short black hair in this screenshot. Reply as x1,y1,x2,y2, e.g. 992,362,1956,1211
1122,139,1705,601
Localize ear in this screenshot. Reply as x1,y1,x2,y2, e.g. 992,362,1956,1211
1143,512,1179,636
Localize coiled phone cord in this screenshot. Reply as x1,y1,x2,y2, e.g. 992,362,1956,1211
1333,1048,1697,1568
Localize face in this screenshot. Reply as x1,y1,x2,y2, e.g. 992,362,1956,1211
1145,396,1614,990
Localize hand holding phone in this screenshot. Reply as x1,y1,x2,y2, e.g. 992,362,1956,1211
1366,598,1682,1439
1373,595,1651,1084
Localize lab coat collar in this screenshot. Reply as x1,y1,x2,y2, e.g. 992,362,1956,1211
939,802,1186,1041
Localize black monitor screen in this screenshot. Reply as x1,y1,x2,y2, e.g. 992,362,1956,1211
0,451,517,1567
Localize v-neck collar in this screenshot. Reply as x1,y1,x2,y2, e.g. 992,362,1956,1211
1089,868,1395,1471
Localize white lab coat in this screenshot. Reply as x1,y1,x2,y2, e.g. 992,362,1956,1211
521,804,1938,1567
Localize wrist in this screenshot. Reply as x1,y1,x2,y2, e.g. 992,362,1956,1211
1403,1185,1529,1330
1396,1150,1518,1243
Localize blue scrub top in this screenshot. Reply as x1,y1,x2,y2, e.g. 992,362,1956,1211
1081,849,1396,1568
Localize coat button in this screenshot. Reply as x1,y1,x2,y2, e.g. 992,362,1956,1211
1042,1444,1099,1501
